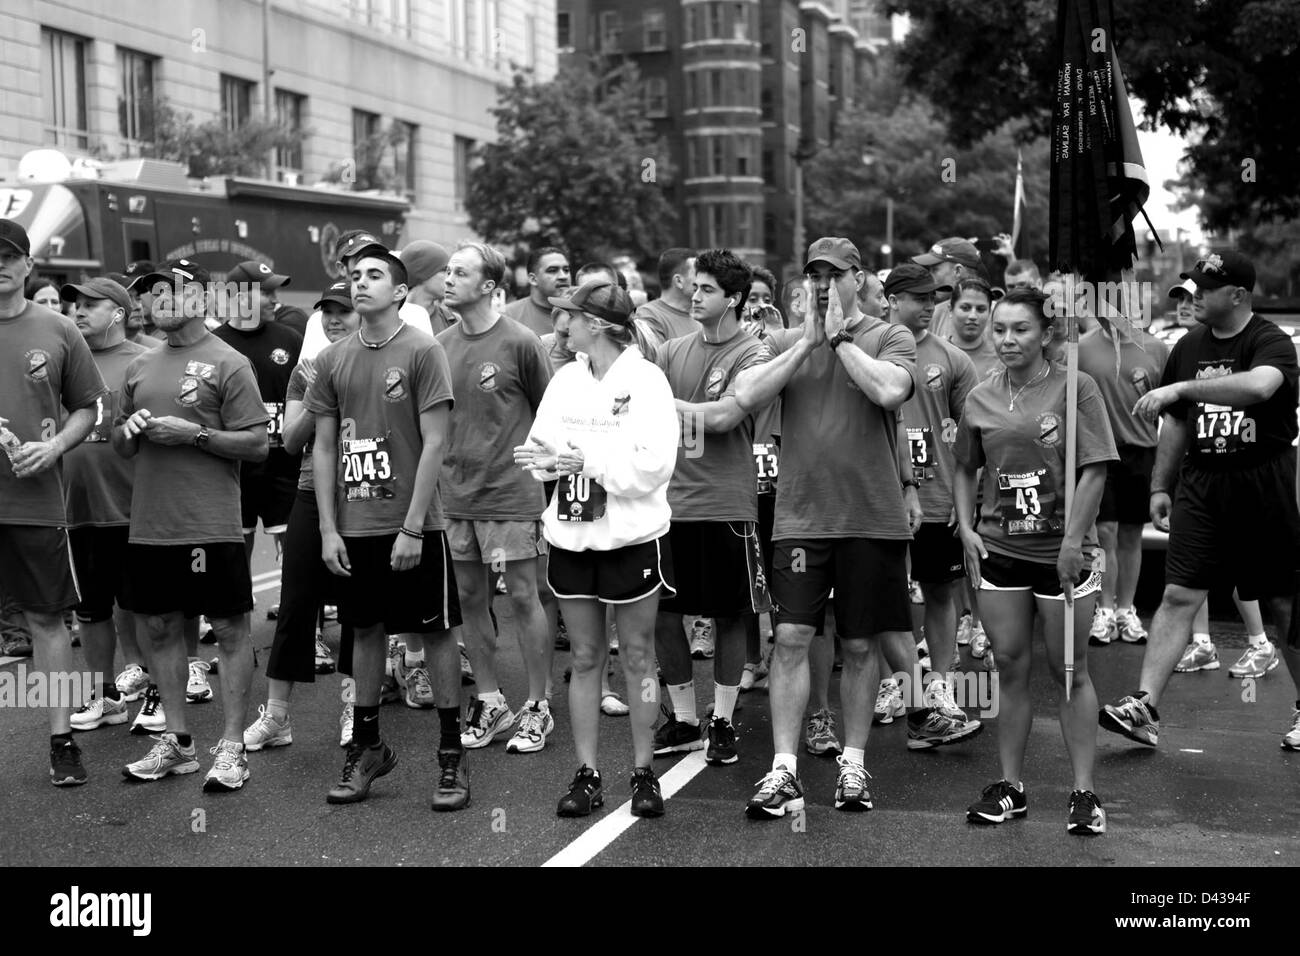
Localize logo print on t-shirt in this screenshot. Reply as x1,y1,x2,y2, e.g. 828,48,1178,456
177,377,200,407
612,393,631,415
25,349,49,382
1131,367,1151,396
270,348,290,366
1035,412,1061,447
924,364,944,391
383,367,407,403
479,362,499,392
184,360,215,381
706,366,726,399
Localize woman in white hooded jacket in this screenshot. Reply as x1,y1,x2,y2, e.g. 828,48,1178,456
514,278,679,819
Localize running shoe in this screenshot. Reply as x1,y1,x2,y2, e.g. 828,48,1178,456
327,740,397,804
557,766,604,817
915,638,932,672
461,697,515,749
203,739,250,792
266,603,280,621
114,664,149,702
689,617,715,659
314,633,335,674
459,646,475,686
924,677,968,721
706,715,739,765
956,612,972,646
630,767,665,817
506,701,554,754
1099,694,1159,747
600,692,629,716
969,625,990,660
1175,640,1220,673
1228,641,1280,679
833,756,873,812
50,738,87,786
339,702,354,748
404,665,435,710
908,579,924,604
805,707,842,755
1116,608,1147,644
130,685,166,735
186,659,213,703
554,619,570,651
322,605,338,621
123,733,199,781
653,713,705,756
1282,709,1300,751
430,748,470,811
873,680,905,725
745,766,804,819
0,632,33,657
609,620,619,656
71,692,129,731
906,709,983,750
380,640,403,704
1089,606,1117,646
243,705,292,751
198,616,216,644
1067,789,1107,835
739,663,758,692
966,779,1027,824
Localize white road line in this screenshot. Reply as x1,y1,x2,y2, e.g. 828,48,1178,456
1179,748,1204,754
0,656,18,667
542,751,708,868
252,570,281,583
252,573,282,595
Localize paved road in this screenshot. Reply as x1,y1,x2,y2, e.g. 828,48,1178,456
2,537,1297,867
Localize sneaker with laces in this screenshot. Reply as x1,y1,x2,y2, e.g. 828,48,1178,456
326,740,397,804
186,659,213,703
906,709,983,750
739,663,757,692
689,617,715,659
1176,640,1219,672
805,707,843,755
1,632,33,657
557,766,604,817
653,713,706,756
1067,789,1106,835
123,732,200,781
314,633,336,674
1228,641,1279,679
50,738,87,786
630,766,664,817
506,701,554,754
956,612,973,646
339,702,354,748
1282,709,1300,751
873,680,906,725
968,625,990,659
203,739,249,792
966,779,1027,824
1116,608,1147,644
461,697,515,749
915,638,932,671
130,686,166,735
71,693,129,731
459,646,475,686
114,664,150,702
600,692,630,716
403,665,435,709
706,715,739,765
924,677,968,721
1089,606,1117,646
745,765,804,819
1099,694,1159,746
833,756,873,812
430,748,470,811
243,705,292,751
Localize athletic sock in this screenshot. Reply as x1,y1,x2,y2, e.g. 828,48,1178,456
353,705,380,747
1248,632,1268,647
713,683,739,723
437,707,462,751
773,753,797,775
1192,632,1212,646
174,733,192,748
667,681,698,725
51,732,72,747
478,689,506,708
404,649,425,667
843,746,865,767
267,698,289,722
101,682,121,702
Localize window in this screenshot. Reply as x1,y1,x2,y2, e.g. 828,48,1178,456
710,205,726,246
736,137,754,176
645,78,668,117
708,70,723,106
484,0,500,65
525,14,537,66
762,150,774,184
686,139,697,177
709,138,725,176
454,135,475,211
685,72,697,109
737,70,750,107
761,10,773,56
352,109,380,173
644,9,666,50
733,3,751,40
41,28,88,149
394,121,417,200
220,74,255,131
556,10,572,49
274,89,306,177
764,213,777,251
738,205,754,247
688,206,701,246
117,47,156,145
761,87,773,121
600,11,622,52
706,3,724,39
391,0,412,38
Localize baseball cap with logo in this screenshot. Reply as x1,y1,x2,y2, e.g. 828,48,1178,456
314,281,353,311
226,260,291,290
0,219,31,256
399,241,450,287
804,237,862,272
548,278,634,326
1180,251,1255,291
912,237,981,270
1167,279,1196,300
883,262,952,298
348,242,409,287
135,258,212,291
336,232,383,264
59,277,133,313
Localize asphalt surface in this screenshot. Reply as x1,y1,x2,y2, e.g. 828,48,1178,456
2,536,1298,867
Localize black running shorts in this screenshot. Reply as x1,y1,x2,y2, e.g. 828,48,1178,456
69,525,131,622
548,535,676,605
240,471,297,535
978,549,1102,600
0,525,79,614
124,541,253,619
658,520,772,617
337,531,461,633
771,537,911,639
1097,444,1156,525
909,522,965,585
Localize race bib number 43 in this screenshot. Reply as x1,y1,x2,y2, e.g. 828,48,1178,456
556,474,607,522
341,437,395,502
997,468,1061,536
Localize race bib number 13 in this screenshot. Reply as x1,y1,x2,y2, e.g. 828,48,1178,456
556,474,607,522
753,442,778,494
907,426,933,481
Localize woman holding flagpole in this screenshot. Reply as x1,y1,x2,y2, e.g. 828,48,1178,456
953,288,1117,835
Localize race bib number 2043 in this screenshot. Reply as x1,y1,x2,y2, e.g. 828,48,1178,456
342,437,395,502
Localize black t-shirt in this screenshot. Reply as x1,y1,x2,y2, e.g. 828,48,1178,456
1160,314,1299,471
274,304,309,338
213,320,304,479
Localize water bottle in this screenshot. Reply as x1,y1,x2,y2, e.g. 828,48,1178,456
0,417,21,462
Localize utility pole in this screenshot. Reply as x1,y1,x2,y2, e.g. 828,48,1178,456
263,0,275,181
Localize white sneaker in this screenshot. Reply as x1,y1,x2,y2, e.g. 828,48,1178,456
130,686,166,735
1116,608,1147,644
122,732,198,781
314,633,335,674
1228,641,1280,679
873,679,906,725
915,638,932,671
461,697,515,749
203,739,250,792
403,664,435,709
1089,606,1117,645
71,692,129,731
339,702,354,748
506,701,554,753
1175,640,1219,672
969,625,990,660
923,677,967,720
114,664,150,702
186,659,213,703
1283,709,1300,751
956,613,973,646
689,617,715,659
243,705,292,751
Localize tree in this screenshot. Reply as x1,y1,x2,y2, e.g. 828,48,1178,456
465,58,677,264
320,123,410,193
138,98,306,179
884,0,1300,232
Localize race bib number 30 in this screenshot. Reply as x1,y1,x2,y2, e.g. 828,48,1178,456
907,426,933,481
265,401,285,449
997,468,1061,536
556,474,607,522
341,437,395,502
753,442,778,494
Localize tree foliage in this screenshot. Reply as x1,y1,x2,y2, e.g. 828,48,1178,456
138,98,306,179
465,58,677,264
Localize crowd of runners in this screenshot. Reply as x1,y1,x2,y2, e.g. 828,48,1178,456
2,214,1297,837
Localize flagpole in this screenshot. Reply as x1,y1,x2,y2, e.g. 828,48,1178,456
1063,296,1078,701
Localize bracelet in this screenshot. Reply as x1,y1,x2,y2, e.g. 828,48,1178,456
901,479,919,489
398,526,424,540
1149,487,1168,496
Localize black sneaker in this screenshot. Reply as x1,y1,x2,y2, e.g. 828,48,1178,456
557,765,604,817
554,619,570,652
1067,789,1106,835
630,766,665,817
50,738,87,787
705,716,739,765
431,748,470,812
326,740,397,804
966,779,1028,825
745,765,805,819
652,713,705,757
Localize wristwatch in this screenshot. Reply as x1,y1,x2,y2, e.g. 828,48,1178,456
829,330,853,352
193,426,211,449
901,479,919,489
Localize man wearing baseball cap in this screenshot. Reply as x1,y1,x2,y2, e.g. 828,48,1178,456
225,260,307,337
912,237,987,339
0,218,109,786
1102,249,1300,755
